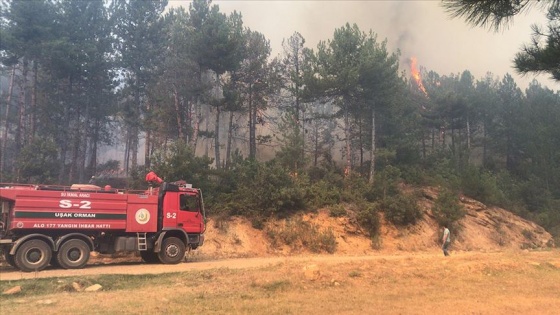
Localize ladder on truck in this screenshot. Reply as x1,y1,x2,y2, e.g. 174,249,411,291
137,232,147,251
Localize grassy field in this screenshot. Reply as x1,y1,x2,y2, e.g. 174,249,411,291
1,250,559,314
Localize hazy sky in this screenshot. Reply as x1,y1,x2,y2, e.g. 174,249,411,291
169,0,558,91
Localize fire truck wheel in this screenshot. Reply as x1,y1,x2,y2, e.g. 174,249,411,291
57,239,90,269
14,239,52,272
158,237,185,264
140,251,161,264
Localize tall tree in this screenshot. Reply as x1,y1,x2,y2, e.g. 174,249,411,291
111,0,167,174
358,35,401,182
474,73,501,168
496,74,524,172
313,23,366,176
0,0,56,178
235,29,273,160
203,8,244,169
280,32,307,169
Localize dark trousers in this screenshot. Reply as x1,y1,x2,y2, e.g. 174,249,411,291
442,242,450,256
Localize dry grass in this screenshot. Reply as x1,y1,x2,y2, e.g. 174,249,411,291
2,250,559,314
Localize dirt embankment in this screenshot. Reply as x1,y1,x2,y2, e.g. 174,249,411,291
196,188,554,260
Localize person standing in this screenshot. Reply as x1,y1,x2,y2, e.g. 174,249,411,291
442,225,451,256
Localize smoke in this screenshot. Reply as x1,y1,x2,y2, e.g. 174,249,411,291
387,1,422,77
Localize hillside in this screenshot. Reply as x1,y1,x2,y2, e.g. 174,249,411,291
194,188,554,260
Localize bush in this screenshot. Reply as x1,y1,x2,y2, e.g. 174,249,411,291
356,203,381,238
306,179,342,209
328,204,347,217
432,188,465,228
460,166,506,206
265,217,337,253
383,193,422,226
341,173,374,203
370,165,402,201
220,161,306,219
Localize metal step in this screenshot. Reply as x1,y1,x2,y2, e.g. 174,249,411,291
137,232,147,251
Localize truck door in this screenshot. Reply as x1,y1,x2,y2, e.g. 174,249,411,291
177,192,202,233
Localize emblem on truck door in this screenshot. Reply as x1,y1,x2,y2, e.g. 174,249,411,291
135,208,150,224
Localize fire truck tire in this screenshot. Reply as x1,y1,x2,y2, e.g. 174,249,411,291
14,239,52,272
57,239,90,269
3,250,16,267
158,237,185,264
140,251,161,264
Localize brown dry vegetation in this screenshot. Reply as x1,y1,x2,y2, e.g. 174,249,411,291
1,251,560,314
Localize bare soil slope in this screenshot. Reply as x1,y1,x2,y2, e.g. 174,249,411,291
195,188,553,260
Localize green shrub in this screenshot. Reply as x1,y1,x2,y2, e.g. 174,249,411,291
265,217,337,253
357,203,381,237
328,204,347,217
371,165,402,201
460,166,506,206
400,165,428,186
341,173,374,203
220,161,306,219
306,179,342,209
383,193,422,226
432,188,465,228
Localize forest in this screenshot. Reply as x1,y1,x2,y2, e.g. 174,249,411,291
1,0,559,241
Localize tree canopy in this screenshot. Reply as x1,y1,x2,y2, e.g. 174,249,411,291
442,0,560,81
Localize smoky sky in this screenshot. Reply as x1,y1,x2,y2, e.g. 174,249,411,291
170,0,557,90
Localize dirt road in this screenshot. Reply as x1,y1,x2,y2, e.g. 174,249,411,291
0,251,443,281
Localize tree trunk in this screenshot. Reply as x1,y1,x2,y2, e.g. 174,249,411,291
1,66,16,175
124,129,130,176
130,85,140,172
249,85,256,160
466,115,471,150
215,106,221,169
344,102,351,176
225,111,234,169
482,123,487,167
204,104,210,158
69,102,82,183
314,124,319,167
359,118,363,169
30,61,38,139
214,73,222,169
88,118,99,177
190,96,201,154
368,109,376,184
16,59,29,162
173,85,184,140
144,100,151,169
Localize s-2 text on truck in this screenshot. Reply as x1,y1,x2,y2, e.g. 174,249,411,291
0,172,205,272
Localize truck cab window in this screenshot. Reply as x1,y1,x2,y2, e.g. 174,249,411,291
180,194,198,212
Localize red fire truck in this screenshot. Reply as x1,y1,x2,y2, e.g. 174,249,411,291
0,172,205,272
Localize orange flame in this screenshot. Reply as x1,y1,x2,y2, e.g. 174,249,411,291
410,57,428,97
